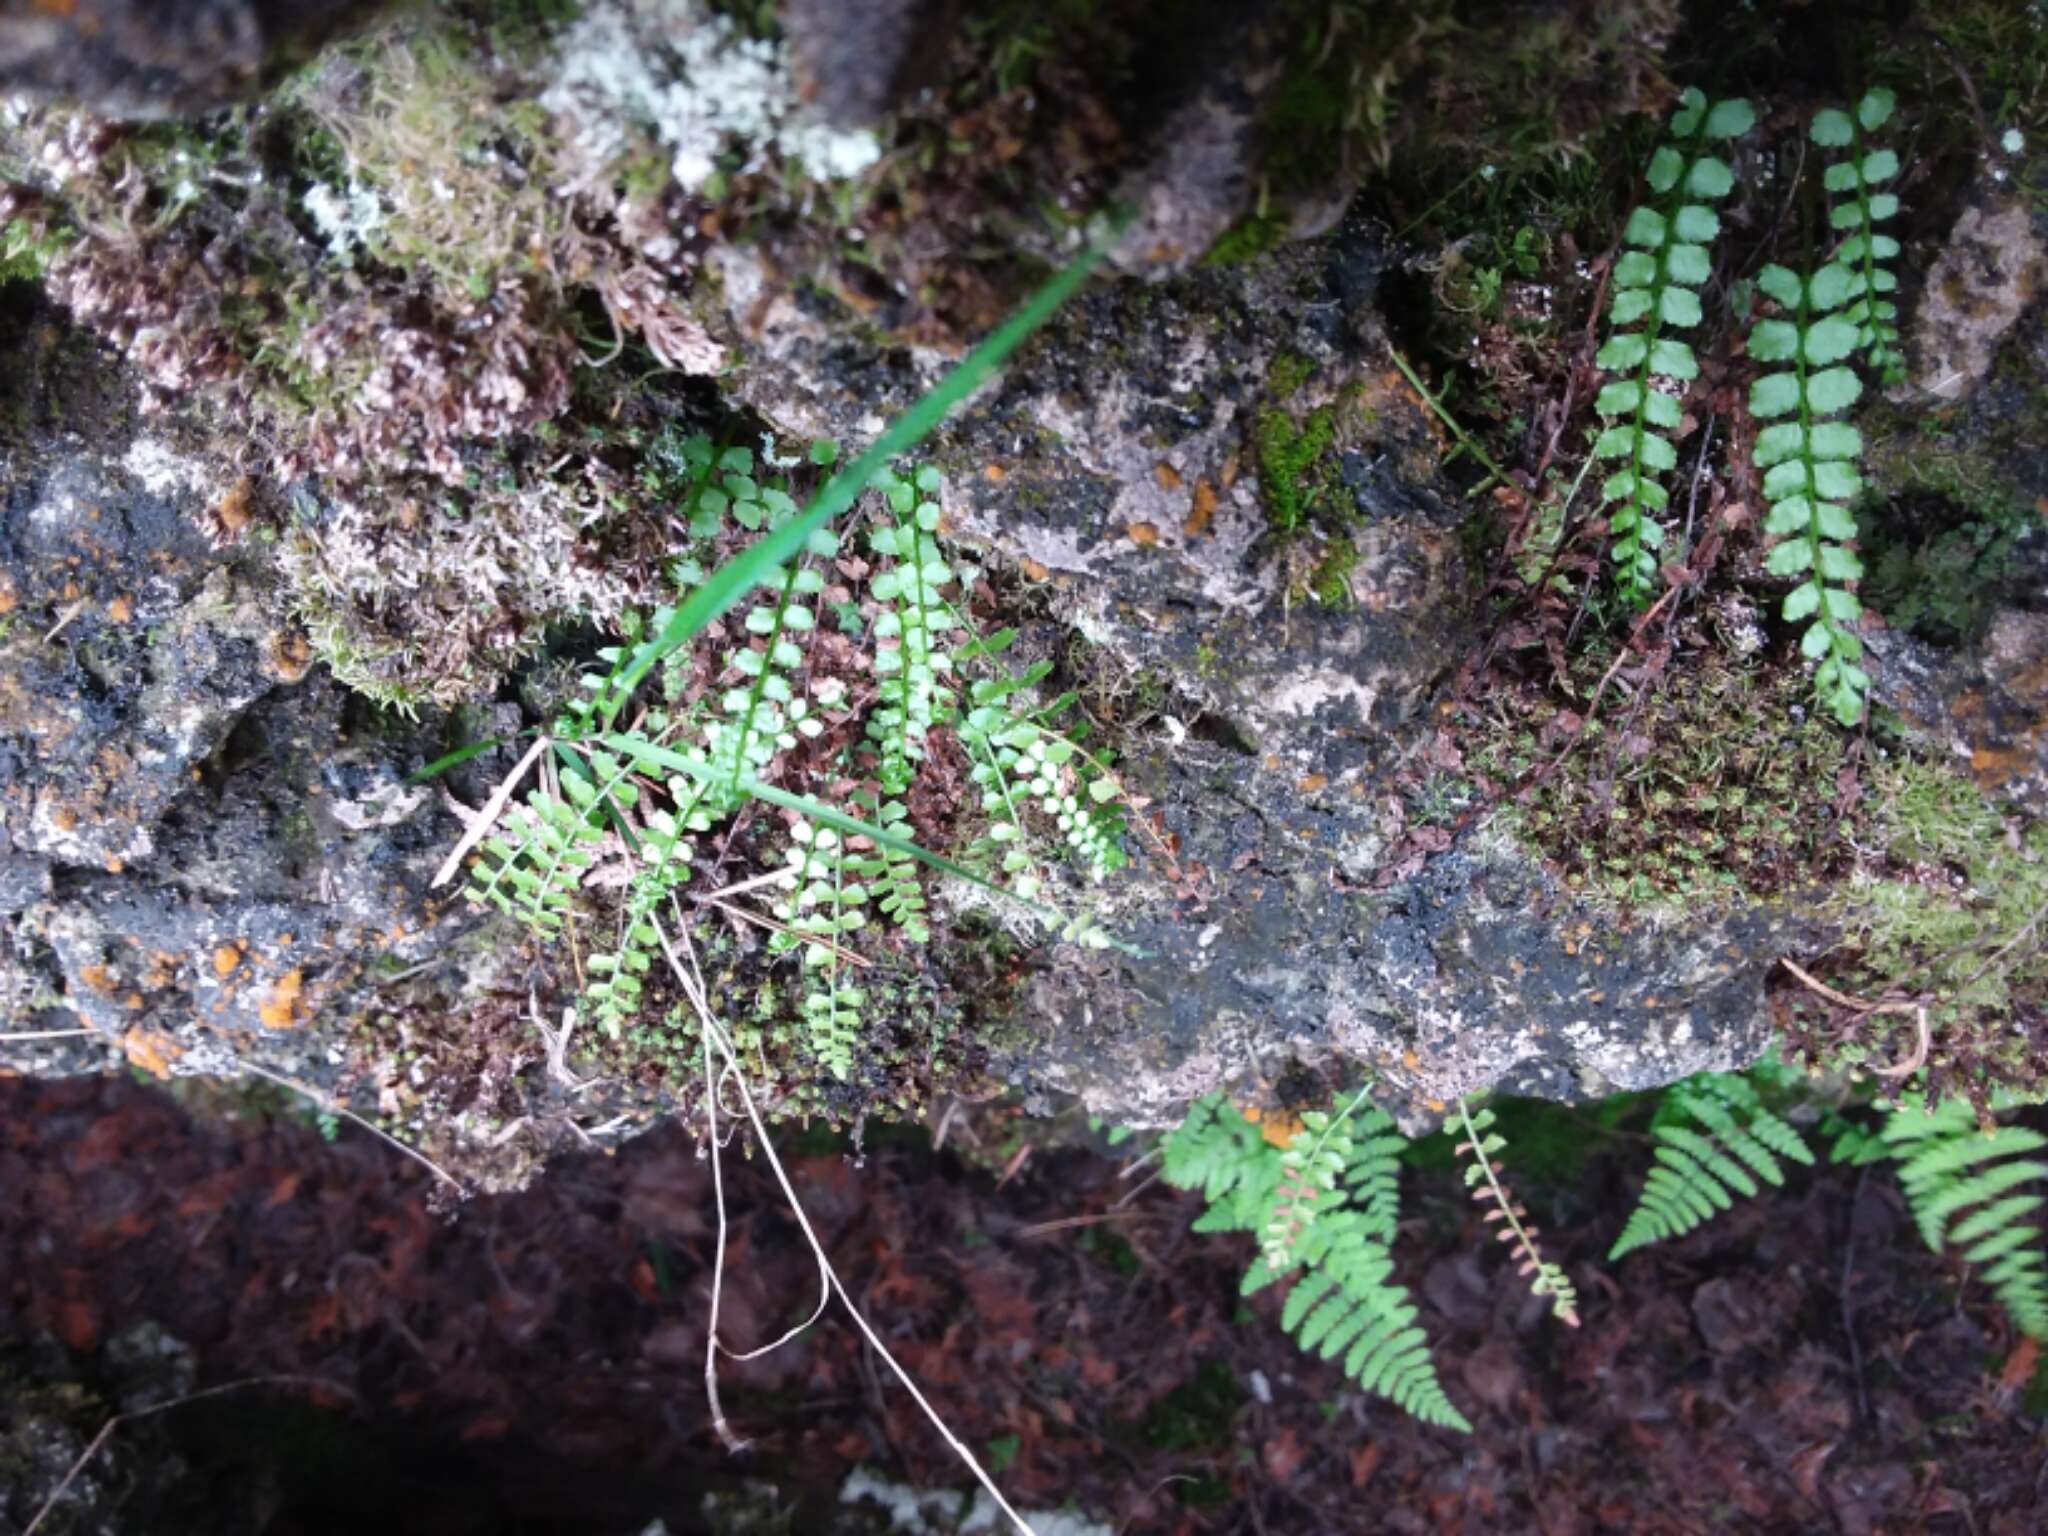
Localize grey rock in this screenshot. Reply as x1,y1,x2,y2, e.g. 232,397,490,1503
780,0,960,128
704,233,1812,1124
0,0,386,120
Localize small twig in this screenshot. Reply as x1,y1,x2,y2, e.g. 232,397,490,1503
1515,585,1681,804
0,1028,102,1042
651,909,1037,1536
25,1376,356,1536
238,1059,468,1198
1842,1165,1873,1424
42,597,89,644
1776,957,1930,1079
429,734,550,888
1011,1210,1164,1240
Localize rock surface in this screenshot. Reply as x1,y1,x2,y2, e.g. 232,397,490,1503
0,0,386,119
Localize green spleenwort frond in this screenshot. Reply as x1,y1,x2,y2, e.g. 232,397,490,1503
769,818,870,1080
582,780,699,1039
1609,1069,1815,1258
1454,1099,1580,1327
1843,1094,2048,1340
1162,1093,1470,1432
1813,89,1904,386
867,463,969,798
1748,260,1872,725
1595,90,1754,606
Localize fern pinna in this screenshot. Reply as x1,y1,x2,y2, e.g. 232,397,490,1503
1609,1068,1815,1258
1594,90,1754,606
1813,89,1904,386
1837,1095,2048,1341
1162,1093,1470,1431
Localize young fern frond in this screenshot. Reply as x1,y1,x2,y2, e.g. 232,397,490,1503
1610,1069,1816,1258
1813,89,1904,386
1261,1105,1356,1275
1161,1093,1470,1432
1595,89,1754,606
1857,1095,2048,1340
1748,261,1872,725
769,818,870,1080
1453,1098,1580,1326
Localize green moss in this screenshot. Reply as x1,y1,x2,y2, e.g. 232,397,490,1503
1254,404,1335,534
1816,755,2048,1100
0,216,69,283
1468,648,1858,909
1203,211,1292,266
1309,535,1358,606
1131,1360,1242,1452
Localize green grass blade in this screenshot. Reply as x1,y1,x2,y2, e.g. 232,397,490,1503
611,224,1121,702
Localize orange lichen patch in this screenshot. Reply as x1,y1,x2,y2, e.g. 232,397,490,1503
50,806,78,831
1425,1097,1447,1114
1184,478,1217,539
106,594,134,623
1127,522,1159,547
1296,773,1329,794
269,632,314,683
0,580,14,615
1242,1105,1303,1149
258,969,306,1030
1971,743,2034,789
122,992,144,1010
103,856,123,874
122,1028,182,1080
78,962,119,996
212,942,246,979
1018,557,1051,581
982,463,1007,482
1153,461,1183,491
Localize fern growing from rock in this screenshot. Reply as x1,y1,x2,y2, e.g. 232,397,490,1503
1610,1067,1815,1258
1454,1098,1580,1326
1813,89,1904,386
1748,260,1873,725
1594,89,1753,606
1162,1093,1470,1431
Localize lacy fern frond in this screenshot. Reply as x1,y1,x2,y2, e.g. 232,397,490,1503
1748,260,1872,724
1871,1095,2048,1339
583,788,699,1039
1813,89,1904,386
1610,1069,1816,1258
464,756,627,935
1162,1093,1277,1229
1162,1093,1469,1432
1454,1098,1580,1326
1594,89,1754,606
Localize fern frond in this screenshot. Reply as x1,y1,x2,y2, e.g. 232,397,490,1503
1595,89,1754,605
1261,1105,1356,1275
1454,1099,1580,1326
583,796,698,1037
464,760,622,935
1748,260,1872,725
1162,1093,1467,1430
1858,1095,2048,1340
1610,1070,1815,1258
768,818,870,1080
867,464,965,797
1813,89,1904,386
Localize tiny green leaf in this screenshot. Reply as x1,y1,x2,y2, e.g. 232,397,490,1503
1806,367,1863,414
1766,540,1815,576
1783,581,1822,621
1811,108,1854,148
1750,372,1801,418
1705,99,1757,138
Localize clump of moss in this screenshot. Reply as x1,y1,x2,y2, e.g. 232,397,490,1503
1783,755,2048,1107
1469,647,1859,908
1254,403,1337,535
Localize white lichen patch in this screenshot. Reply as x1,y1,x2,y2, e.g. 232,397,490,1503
120,437,213,501
542,0,881,193
301,180,386,265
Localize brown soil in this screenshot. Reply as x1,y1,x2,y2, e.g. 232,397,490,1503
2,1075,2042,1535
